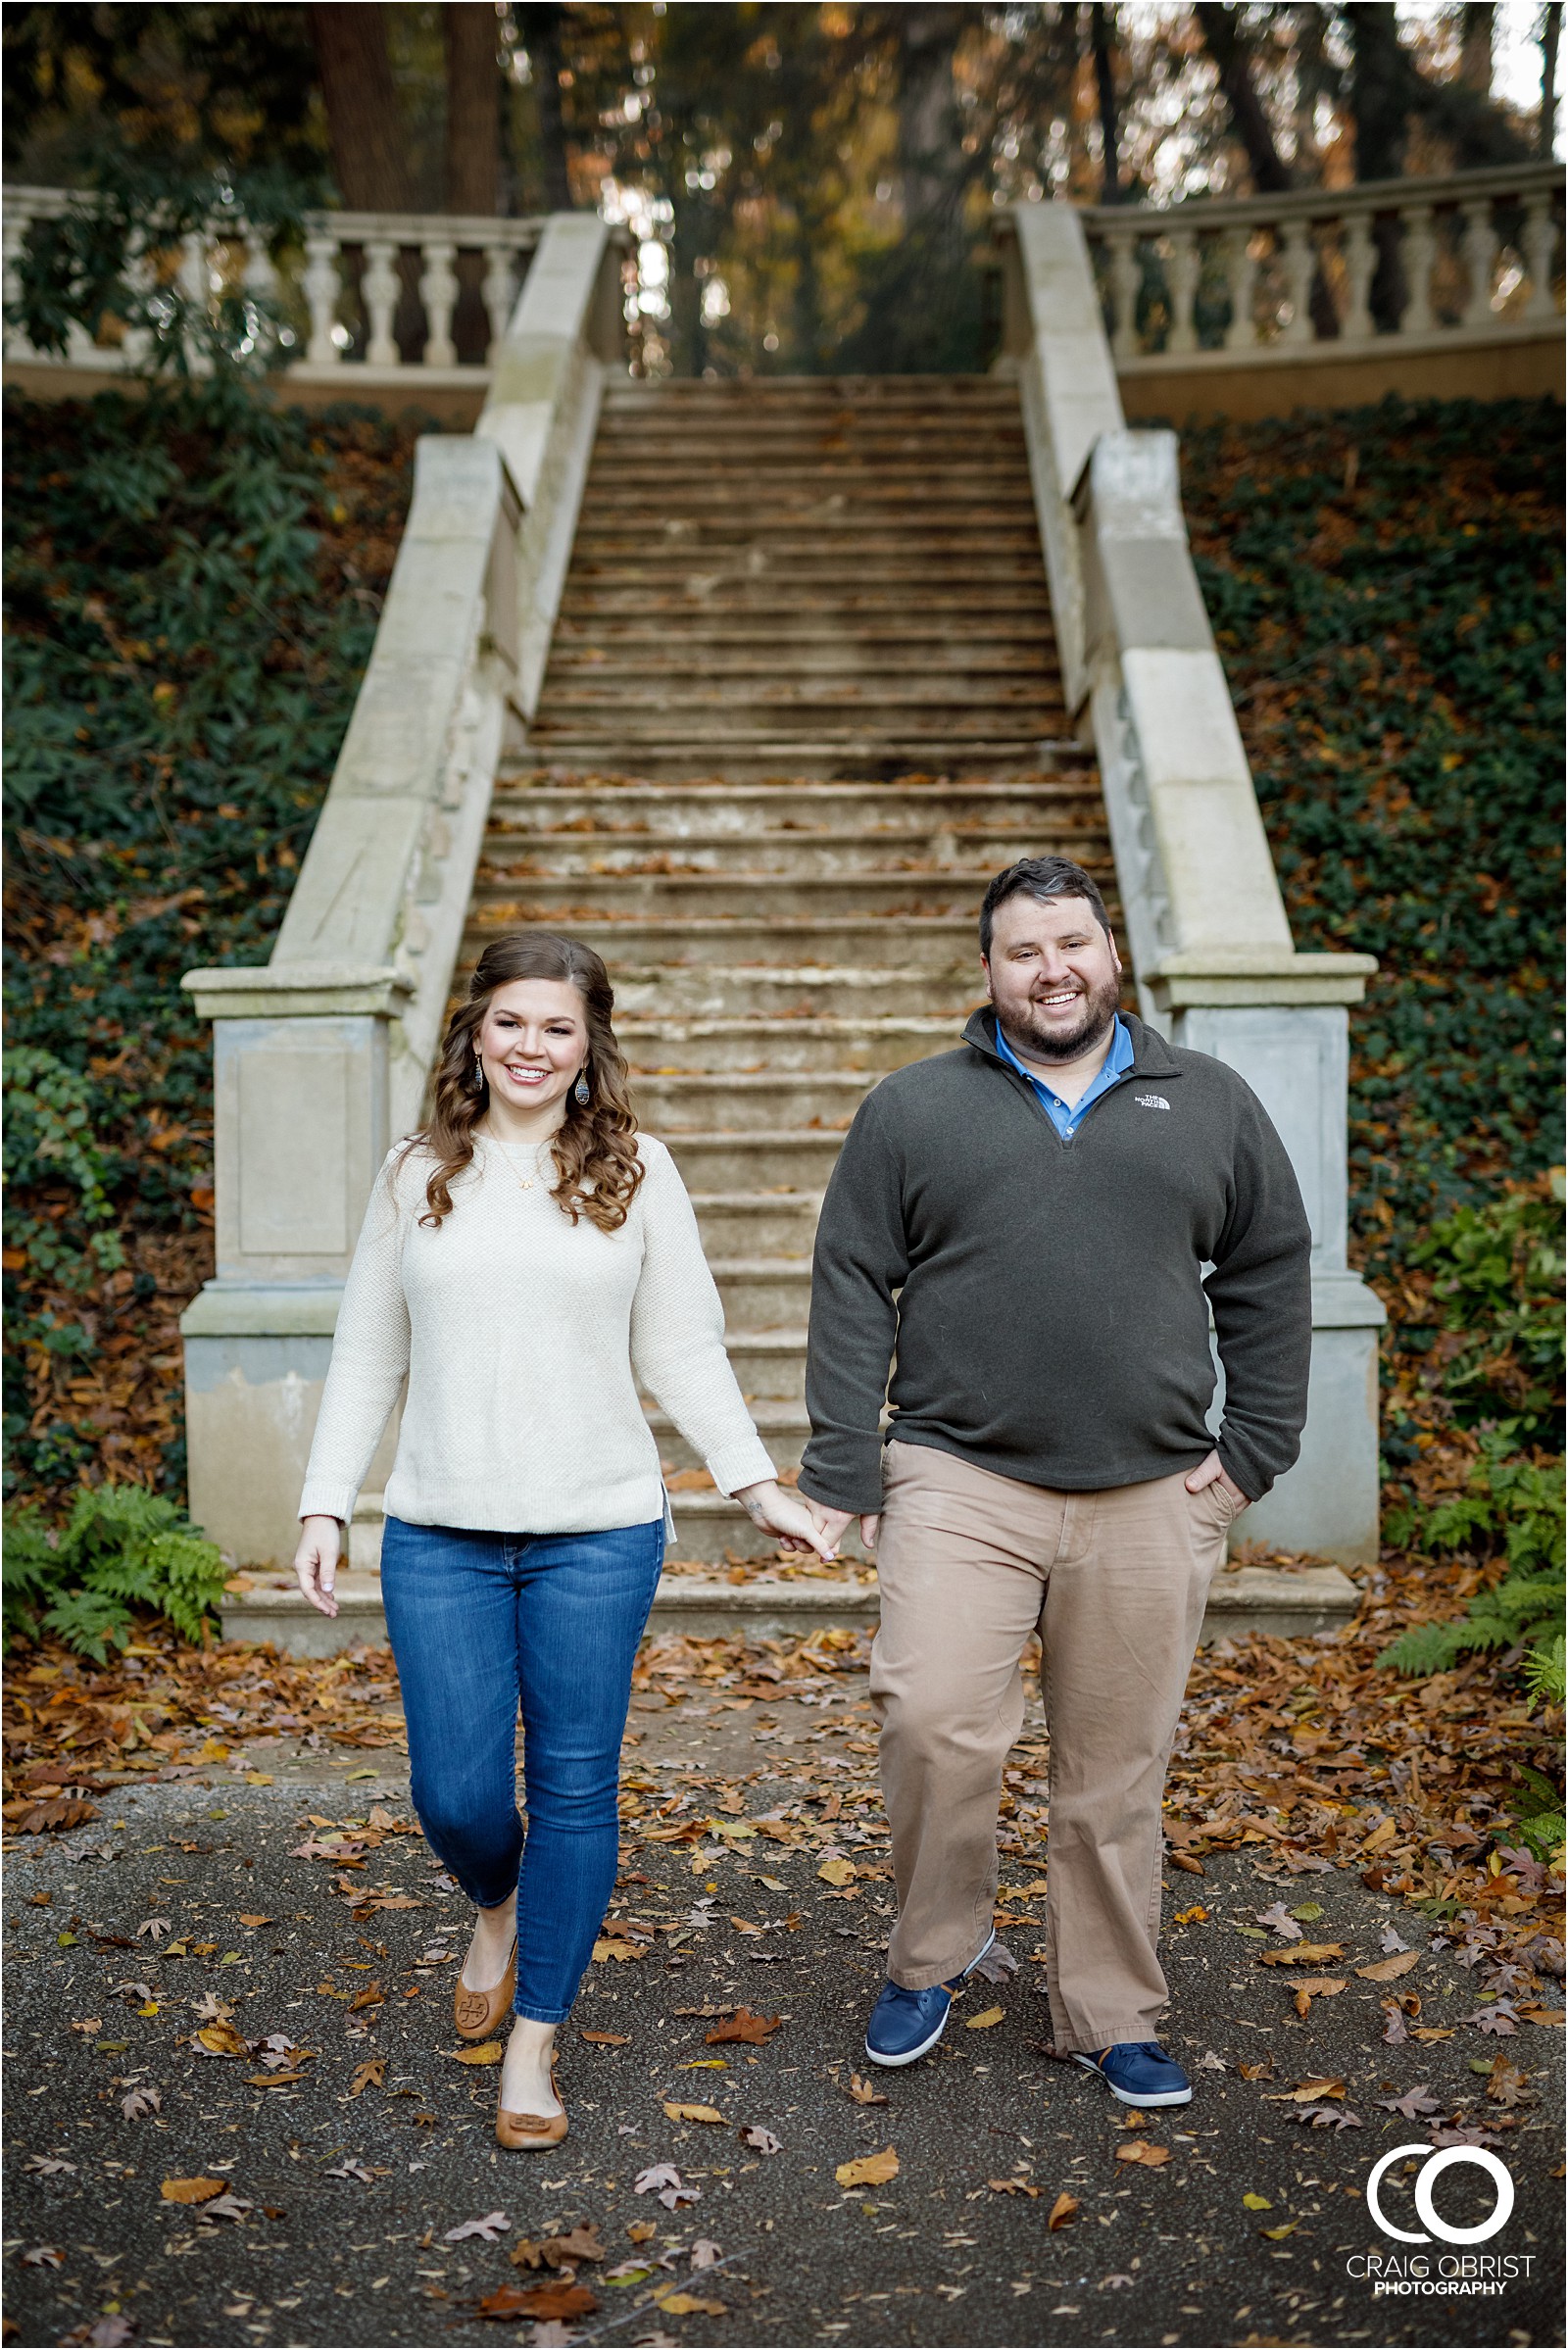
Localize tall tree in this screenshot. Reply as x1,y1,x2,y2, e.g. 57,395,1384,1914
1542,1,1562,156
1195,2,1294,190
1459,3,1495,94
310,3,413,211
444,2,500,214
518,3,572,211
1088,3,1123,200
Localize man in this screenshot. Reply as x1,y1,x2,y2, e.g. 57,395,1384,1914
798,856,1311,2106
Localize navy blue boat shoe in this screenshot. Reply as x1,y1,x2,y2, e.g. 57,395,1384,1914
864,1930,997,2069
1073,2040,1193,2106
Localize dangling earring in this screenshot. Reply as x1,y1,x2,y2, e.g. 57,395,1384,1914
469,1053,486,1096
573,1063,591,1107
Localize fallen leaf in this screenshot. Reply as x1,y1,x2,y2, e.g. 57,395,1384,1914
21,2246,64,2267
626,2220,658,2243
847,2072,888,2106
349,2058,386,2098
1377,2086,1442,2119
739,2125,782,2154
662,2101,724,2125
451,2041,504,2066
705,2008,780,2045
324,2159,376,2180
817,1857,857,1887
1260,2222,1299,2240
69,2017,103,2036
1256,1901,1303,1941
1258,1943,1344,1967
202,2191,254,2222
161,2178,225,2204
236,1914,272,1929
1114,2140,1171,2168
1047,2190,1079,2229
445,2211,511,2243
581,2030,631,2046
835,2145,899,2188
136,1918,172,1941
1520,2006,1565,2027
120,2086,162,2119
689,2238,722,2269
965,2005,1005,2031
1174,1906,1209,1926
24,2156,76,2176
1485,2059,1532,2107
348,1982,384,2012
14,1797,99,1834
592,1937,646,1963
246,2070,311,2088
657,2293,725,2318
194,2024,248,2058
1357,1950,1420,1983
1267,2078,1346,2103
987,2177,1040,2197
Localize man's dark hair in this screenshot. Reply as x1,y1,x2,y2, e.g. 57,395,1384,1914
979,856,1113,958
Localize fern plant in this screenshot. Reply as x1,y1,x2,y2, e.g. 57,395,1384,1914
2,1483,228,1661
1378,1428,1565,1679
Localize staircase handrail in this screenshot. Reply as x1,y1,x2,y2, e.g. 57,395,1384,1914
174,213,627,1567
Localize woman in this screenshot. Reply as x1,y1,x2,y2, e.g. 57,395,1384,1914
292,931,833,2149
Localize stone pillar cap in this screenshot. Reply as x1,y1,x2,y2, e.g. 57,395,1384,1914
180,963,416,1019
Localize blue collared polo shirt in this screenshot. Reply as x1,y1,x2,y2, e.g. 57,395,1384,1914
993,1012,1135,1140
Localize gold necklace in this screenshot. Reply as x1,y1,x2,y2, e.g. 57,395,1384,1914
489,1135,546,1194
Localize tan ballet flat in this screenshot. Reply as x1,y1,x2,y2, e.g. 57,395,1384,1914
497,2063,567,2151
454,1937,516,2041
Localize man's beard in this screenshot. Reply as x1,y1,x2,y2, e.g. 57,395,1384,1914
998,966,1121,1064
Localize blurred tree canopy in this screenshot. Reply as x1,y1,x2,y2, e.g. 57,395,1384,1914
4,3,1558,371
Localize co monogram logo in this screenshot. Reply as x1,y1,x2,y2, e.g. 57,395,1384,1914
1366,2143,1515,2246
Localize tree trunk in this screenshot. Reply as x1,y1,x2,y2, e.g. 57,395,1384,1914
310,3,413,212
521,4,572,211
1089,3,1121,201
1347,4,1408,327
444,3,500,215
897,4,965,230
1459,4,1495,94
1542,2,1562,157
1195,2,1293,190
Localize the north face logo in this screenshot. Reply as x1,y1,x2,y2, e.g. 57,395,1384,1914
1136,1093,1172,1110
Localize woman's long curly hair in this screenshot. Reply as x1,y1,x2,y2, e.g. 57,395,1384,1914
407,932,644,1235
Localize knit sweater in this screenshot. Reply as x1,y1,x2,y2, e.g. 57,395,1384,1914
298,1132,775,1534
798,1008,1312,1514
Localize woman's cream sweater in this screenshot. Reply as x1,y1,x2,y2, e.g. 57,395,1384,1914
297,1132,774,1535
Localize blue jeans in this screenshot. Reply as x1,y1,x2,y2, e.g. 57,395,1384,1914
379,1513,664,2024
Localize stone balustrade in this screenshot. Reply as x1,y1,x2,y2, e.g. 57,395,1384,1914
1079,160,1564,371
2,183,549,382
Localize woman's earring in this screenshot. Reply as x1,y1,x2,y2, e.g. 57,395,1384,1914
469,1054,486,1095
573,1065,591,1107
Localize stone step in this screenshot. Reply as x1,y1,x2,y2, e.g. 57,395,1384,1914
467,868,1103,921
707,1257,812,1328
572,522,1047,557
605,964,984,1019
622,1014,959,1074
220,1560,1362,1656
555,589,1054,619
533,678,1064,715
714,1326,808,1401
658,1130,848,1192
478,829,1106,880
564,561,1052,591
462,913,986,967
544,647,1060,681
489,779,1099,830
649,1398,812,1475
581,468,1034,501
637,1070,875,1132
547,626,1056,658
507,747,1069,782
687,1192,822,1258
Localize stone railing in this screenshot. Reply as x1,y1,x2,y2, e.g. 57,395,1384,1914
1078,160,1564,371
997,201,1385,1564
177,214,626,1571
2,184,549,383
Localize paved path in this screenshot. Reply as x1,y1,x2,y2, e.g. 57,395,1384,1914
4,1693,1559,2350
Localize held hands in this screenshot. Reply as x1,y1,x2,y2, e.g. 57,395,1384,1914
789,1502,880,1560
294,1514,343,1617
731,1480,848,1564
1185,1448,1250,1508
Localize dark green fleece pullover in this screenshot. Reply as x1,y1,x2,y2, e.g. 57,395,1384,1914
798,1007,1312,1515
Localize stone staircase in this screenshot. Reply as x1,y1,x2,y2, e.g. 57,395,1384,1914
230,374,1356,1650
463,375,1105,1571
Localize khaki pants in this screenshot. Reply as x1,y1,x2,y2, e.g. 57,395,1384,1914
871,1440,1237,2055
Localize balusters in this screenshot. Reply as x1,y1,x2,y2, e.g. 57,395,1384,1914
1458,198,1496,329
1221,225,1258,349
482,241,515,359
1278,219,1316,343
1165,224,1200,353
1341,212,1376,339
1521,194,1560,321
419,238,459,367
3,202,37,357
304,230,344,364
1105,226,1141,358
121,241,156,367
363,238,401,366
1398,204,1437,333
